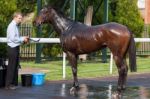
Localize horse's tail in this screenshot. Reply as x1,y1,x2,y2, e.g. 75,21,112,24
128,34,137,72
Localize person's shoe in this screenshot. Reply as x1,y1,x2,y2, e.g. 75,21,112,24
5,85,17,90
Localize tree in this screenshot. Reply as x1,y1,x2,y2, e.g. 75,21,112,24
17,0,36,15
0,0,17,57
109,0,144,37
44,0,67,7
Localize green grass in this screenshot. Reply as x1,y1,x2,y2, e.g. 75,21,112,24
20,57,150,81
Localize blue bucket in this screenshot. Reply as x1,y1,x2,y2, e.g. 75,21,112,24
32,73,45,86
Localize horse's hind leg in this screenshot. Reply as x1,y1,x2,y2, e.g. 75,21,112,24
113,55,128,91
122,58,128,90
66,52,79,93
110,36,129,91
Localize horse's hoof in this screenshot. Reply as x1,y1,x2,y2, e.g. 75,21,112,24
117,86,122,92
117,86,126,92
112,91,122,99
122,85,126,90
70,87,77,95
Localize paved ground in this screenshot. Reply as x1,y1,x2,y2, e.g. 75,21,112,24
0,73,150,99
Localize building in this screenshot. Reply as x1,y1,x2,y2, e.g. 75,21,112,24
145,0,150,24
138,0,150,24
137,0,150,55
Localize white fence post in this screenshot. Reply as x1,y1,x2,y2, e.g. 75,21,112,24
109,53,113,74
63,52,66,79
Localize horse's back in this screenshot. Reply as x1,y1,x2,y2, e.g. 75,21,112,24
103,22,130,34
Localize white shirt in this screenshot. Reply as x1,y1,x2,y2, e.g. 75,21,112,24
7,20,24,48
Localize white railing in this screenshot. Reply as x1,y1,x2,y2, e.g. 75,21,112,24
1,37,150,77
1,38,149,43
0,38,60,43
0,37,67,79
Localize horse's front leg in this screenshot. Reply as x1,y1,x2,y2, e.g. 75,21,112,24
66,52,79,93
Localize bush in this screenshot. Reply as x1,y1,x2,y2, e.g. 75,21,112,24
109,0,144,37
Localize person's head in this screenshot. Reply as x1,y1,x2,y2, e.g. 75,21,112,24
13,12,23,24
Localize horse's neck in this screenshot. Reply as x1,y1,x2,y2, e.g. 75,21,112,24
51,13,73,34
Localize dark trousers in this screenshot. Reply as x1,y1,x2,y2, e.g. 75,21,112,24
5,46,19,86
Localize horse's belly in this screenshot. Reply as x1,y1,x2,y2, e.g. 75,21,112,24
65,41,105,54
79,44,106,54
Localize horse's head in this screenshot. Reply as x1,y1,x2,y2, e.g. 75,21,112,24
33,6,54,26
33,6,73,33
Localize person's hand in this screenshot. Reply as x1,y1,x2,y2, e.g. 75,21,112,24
23,36,29,44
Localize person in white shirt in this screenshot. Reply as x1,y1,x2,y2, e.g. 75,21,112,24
5,12,29,90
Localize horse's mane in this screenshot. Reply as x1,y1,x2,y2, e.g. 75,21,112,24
43,5,66,18
45,5,73,21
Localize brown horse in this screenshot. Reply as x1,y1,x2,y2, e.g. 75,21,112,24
33,6,136,92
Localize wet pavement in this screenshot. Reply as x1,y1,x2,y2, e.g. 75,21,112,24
0,73,150,99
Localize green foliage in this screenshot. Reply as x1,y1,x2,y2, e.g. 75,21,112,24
76,0,104,24
148,25,150,36
41,24,62,57
0,0,17,32
109,0,144,37
17,0,36,15
0,0,17,57
43,0,66,7
42,44,62,57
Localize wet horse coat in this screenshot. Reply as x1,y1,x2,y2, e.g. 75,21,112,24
34,6,137,92
61,22,130,55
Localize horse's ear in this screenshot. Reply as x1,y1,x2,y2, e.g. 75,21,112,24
42,4,52,9
43,4,53,9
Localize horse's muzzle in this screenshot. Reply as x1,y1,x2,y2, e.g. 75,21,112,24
32,21,38,27
32,19,42,27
